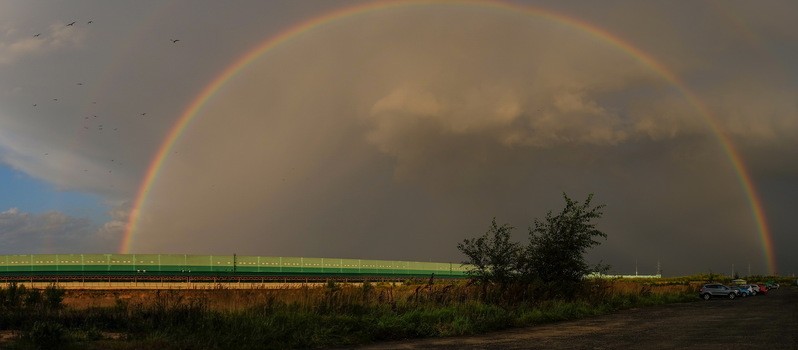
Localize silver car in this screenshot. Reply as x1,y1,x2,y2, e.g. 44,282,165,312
699,284,737,300
745,284,761,295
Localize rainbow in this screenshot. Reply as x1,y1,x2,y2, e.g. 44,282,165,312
120,0,777,274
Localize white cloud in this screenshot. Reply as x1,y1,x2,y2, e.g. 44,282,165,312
96,202,130,241
0,22,86,65
0,207,120,254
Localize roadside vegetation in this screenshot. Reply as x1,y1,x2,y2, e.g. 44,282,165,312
458,193,609,302
0,280,698,349
0,193,790,349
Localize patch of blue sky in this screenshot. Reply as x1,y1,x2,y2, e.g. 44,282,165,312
0,164,109,223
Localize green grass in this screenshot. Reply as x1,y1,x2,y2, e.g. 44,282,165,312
0,281,697,349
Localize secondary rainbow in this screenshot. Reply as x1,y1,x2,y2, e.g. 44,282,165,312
121,0,777,274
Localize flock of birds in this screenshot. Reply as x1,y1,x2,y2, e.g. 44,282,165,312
25,19,181,177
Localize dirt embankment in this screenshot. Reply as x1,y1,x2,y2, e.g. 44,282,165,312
62,288,296,310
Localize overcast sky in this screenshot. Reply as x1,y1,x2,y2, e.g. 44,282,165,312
1,0,796,277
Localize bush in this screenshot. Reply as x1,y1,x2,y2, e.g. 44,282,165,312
458,193,609,300
44,284,65,311
23,320,67,349
25,288,43,309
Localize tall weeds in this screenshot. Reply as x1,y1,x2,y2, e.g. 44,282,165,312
0,279,696,349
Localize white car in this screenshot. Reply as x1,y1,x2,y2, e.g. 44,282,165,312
744,284,760,295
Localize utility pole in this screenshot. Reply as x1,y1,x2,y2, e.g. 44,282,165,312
656,260,662,277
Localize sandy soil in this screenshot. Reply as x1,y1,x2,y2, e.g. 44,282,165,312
356,287,798,349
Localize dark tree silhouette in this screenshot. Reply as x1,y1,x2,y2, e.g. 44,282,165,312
458,218,520,286
520,193,608,295
459,193,609,300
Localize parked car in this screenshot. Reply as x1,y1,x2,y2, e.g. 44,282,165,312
731,285,752,297
756,284,768,295
766,282,779,290
746,284,761,295
699,284,737,300
741,285,755,296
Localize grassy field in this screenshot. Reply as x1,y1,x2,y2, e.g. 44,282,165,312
3,276,791,349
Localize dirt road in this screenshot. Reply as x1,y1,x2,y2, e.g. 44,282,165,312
358,287,798,349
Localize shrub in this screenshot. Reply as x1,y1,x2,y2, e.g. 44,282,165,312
25,288,43,309
44,284,65,311
23,320,67,349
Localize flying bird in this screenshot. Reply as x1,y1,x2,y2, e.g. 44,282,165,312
53,98,58,101
171,39,180,43
87,20,93,24
77,82,83,85
67,21,76,26
33,104,37,107
34,33,41,37
140,112,147,116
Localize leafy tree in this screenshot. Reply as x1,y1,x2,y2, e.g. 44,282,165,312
458,218,520,286
521,193,608,294
457,193,608,300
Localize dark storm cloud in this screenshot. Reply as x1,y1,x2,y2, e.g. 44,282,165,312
0,208,119,253
128,4,798,276
1,1,796,276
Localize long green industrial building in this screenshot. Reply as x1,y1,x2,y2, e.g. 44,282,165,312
0,254,469,280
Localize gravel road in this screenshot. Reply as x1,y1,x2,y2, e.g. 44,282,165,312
356,287,798,349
